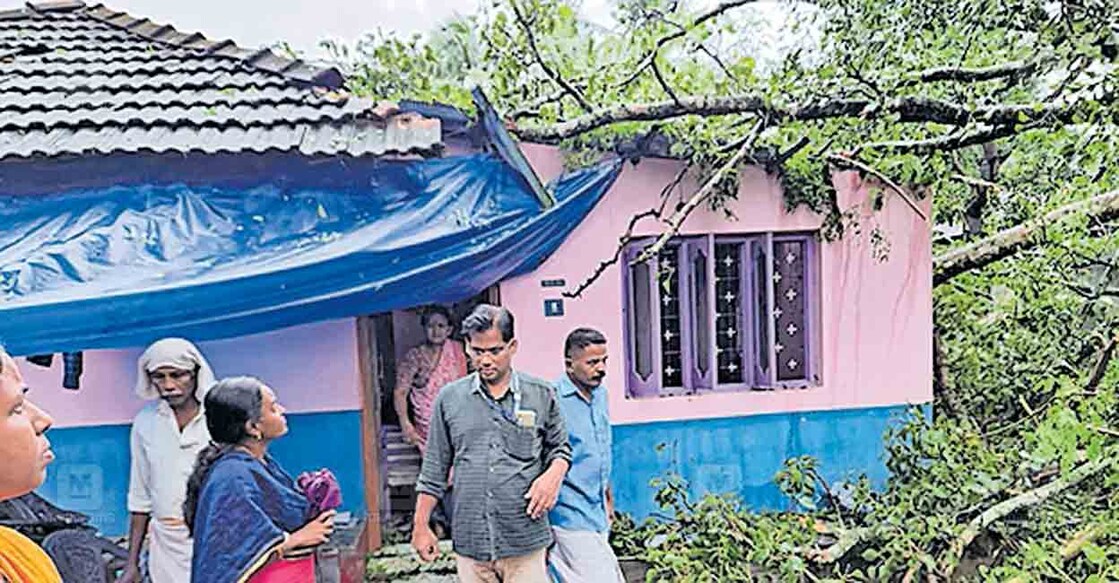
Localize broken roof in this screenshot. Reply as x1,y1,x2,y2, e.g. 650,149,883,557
0,0,443,160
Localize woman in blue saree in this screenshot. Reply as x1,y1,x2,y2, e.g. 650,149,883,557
184,377,335,583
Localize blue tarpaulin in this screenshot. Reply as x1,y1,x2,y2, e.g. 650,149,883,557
0,154,621,355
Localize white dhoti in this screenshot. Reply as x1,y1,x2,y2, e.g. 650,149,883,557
549,527,625,583
148,519,193,583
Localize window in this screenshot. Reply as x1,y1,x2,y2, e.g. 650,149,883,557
622,233,818,398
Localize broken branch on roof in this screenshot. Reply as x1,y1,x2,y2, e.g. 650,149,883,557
514,92,1109,145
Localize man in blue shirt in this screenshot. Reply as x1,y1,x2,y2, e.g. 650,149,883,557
548,328,624,583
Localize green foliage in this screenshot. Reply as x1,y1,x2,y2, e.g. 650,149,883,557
326,0,1119,578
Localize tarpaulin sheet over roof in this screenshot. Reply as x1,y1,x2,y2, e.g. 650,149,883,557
0,154,621,355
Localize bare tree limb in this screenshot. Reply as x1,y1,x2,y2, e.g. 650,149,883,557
1086,333,1118,392
1060,523,1107,561
696,42,739,82
562,164,691,299
859,124,1023,154
616,0,762,89
508,0,594,114
510,87,576,120
826,153,928,221
775,135,812,162
807,526,875,564
934,189,1119,286
651,56,682,105
1092,426,1119,438
514,91,1103,143
633,120,765,266
938,455,1114,577
952,173,1002,190
913,60,1040,83
716,117,767,153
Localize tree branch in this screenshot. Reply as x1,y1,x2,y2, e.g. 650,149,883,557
616,0,761,89
1093,425,1119,438
952,173,1001,190
1060,523,1107,561
859,124,1023,154
913,60,1040,83
938,455,1114,577
1086,333,1117,392
827,153,928,221
509,0,594,114
934,189,1119,286
510,86,577,120
696,42,739,83
562,164,691,299
807,526,875,564
775,135,812,163
651,56,682,105
515,91,1104,143
633,120,764,266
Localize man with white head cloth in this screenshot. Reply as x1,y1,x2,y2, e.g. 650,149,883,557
117,338,215,583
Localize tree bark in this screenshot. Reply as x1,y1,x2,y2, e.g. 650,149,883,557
514,92,1110,144
934,190,1119,286
938,456,1114,577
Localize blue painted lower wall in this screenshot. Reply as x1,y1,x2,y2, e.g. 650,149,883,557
36,410,365,537
612,404,920,521
40,404,920,534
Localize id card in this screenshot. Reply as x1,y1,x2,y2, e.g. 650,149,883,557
515,408,537,428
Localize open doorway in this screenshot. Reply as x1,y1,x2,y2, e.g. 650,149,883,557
356,287,499,546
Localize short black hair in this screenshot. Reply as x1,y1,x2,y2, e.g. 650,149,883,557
564,328,607,358
461,304,515,342
420,304,454,327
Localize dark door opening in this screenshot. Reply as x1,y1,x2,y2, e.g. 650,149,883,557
358,287,499,543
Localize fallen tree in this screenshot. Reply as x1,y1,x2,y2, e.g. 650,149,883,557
935,190,1119,286
331,0,1119,578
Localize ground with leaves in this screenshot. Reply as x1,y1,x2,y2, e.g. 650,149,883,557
328,0,1119,579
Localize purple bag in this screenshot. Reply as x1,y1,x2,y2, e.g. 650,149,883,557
297,468,342,515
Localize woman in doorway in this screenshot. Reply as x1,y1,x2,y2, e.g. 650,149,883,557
184,377,334,583
394,305,467,453
0,347,61,583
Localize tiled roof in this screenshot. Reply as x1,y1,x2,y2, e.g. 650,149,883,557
0,0,443,159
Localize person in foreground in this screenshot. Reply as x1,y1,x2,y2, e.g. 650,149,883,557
0,346,61,583
412,304,572,582
547,328,624,583
120,338,216,583
184,377,335,583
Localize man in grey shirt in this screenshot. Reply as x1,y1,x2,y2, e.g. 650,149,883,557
413,304,571,582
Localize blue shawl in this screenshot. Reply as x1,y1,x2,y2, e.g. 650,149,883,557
190,451,311,583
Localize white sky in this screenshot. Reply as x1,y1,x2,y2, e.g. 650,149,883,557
36,0,796,61
69,0,615,58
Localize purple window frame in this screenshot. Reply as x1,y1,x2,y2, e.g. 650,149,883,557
621,240,696,398
708,235,756,393
769,233,818,389
621,241,660,398
622,232,819,398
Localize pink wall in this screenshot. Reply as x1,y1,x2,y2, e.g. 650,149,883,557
22,319,363,428
502,145,933,425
